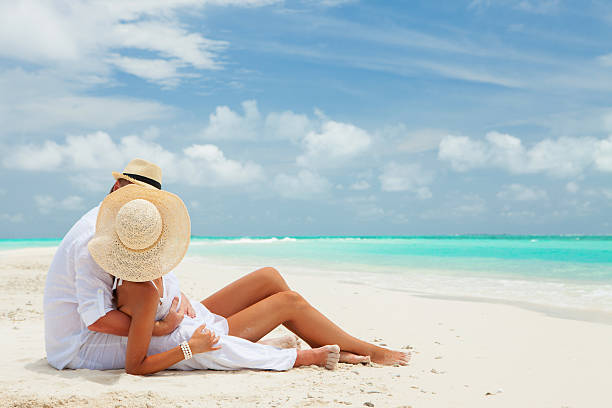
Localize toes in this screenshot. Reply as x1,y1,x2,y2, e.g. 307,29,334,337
325,345,341,370
398,353,411,365
329,344,340,353
294,335,302,350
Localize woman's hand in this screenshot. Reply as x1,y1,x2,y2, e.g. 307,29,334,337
188,324,222,354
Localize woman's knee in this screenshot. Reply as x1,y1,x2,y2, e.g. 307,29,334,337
276,290,307,311
257,266,289,291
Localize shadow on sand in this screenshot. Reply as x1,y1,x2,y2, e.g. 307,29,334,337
24,357,258,385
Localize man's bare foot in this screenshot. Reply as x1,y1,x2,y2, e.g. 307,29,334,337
339,351,371,365
294,345,340,370
371,348,411,366
258,334,301,350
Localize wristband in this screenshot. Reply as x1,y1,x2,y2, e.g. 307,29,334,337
180,341,192,360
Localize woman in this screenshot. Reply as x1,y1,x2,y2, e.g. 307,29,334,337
88,185,409,375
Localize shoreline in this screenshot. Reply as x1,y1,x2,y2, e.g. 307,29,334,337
187,255,612,326
4,246,612,325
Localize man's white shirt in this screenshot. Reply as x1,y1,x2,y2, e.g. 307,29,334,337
43,205,116,369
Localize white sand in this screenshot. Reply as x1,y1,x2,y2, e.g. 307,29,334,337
1,247,610,407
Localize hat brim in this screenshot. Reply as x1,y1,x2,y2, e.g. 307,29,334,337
112,171,159,189
88,184,190,282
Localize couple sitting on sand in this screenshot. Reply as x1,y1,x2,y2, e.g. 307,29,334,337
43,158,409,375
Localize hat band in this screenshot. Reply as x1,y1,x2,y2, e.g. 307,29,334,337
123,173,162,190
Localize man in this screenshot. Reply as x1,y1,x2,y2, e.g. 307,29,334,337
43,158,195,369
44,158,308,370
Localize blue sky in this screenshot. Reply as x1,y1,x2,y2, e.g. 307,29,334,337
1,0,612,238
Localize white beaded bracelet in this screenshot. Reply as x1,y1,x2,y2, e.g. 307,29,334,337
180,341,193,360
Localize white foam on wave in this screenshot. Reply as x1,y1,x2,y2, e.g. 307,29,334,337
190,237,297,246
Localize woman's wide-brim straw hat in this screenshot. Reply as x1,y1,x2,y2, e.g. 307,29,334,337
88,184,191,282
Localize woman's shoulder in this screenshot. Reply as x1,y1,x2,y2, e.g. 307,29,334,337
116,281,159,311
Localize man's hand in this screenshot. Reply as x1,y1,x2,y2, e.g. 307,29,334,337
181,292,196,318
152,297,184,336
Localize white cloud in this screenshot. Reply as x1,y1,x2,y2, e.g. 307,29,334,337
420,193,486,219
274,170,331,199
438,134,489,171
600,189,612,200
0,68,174,135
108,55,189,88
297,120,372,168
584,187,612,200
349,180,371,190
3,131,264,189
515,0,560,14
313,0,358,6
344,195,384,219
108,20,226,71
264,110,313,142
453,195,487,216
500,208,537,218
182,144,264,186
594,136,612,171
0,213,24,223
468,0,560,14
597,53,612,67
35,195,84,214
379,162,433,199
0,1,274,86
355,205,385,219
198,101,374,169
20,96,173,132
200,100,316,142
415,60,522,88
496,184,548,201
385,126,449,153
201,100,261,140
566,181,579,193
439,131,612,177
527,136,595,176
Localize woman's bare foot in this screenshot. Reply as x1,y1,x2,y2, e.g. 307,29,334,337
294,345,340,370
371,348,411,366
258,334,302,350
339,351,371,365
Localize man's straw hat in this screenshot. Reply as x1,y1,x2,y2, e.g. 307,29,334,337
112,158,163,190
88,184,190,282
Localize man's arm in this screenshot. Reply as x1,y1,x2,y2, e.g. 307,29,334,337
75,238,185,337
88,297,185,336
88,310,131,336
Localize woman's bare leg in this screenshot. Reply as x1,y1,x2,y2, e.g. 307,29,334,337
227,291,410,366
201,267,290,318
339,352,371,364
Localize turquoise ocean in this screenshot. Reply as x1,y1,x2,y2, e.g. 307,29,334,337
3,236,612,321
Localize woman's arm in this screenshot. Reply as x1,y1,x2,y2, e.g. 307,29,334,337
121,283,186,375
120,282,222,375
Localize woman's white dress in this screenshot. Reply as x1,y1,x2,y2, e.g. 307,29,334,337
66,272,296,371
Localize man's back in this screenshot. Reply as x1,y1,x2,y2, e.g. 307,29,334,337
43,205,114,369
